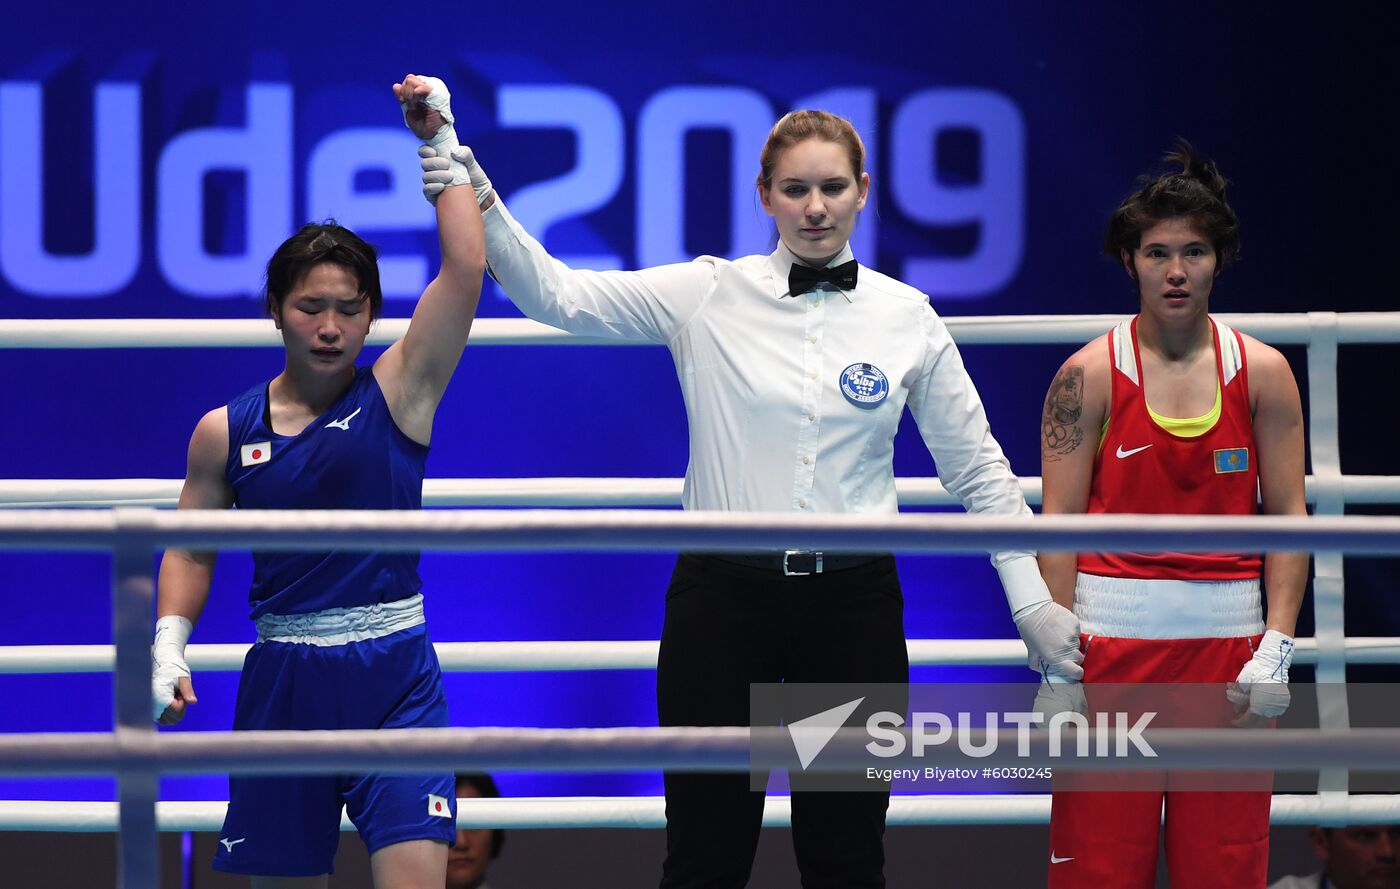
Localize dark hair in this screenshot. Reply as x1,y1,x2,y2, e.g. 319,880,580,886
756,110,867,191
262,221,382,320
1103,139,1239,269
456,772,505,858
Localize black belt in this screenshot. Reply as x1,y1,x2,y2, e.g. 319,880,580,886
708,551,884,576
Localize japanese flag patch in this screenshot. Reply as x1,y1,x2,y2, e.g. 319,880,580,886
240,442,272,467
428,793,452,818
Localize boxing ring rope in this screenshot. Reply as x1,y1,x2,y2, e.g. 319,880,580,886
4,312,1399,348
6,474,1400,509
6,636,1400,675
2,311,1397,887
6,718,1400,774
6,791,1398,833
4,507,1400,553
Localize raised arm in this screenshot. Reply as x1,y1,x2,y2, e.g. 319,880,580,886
374,74,487,444
153,407,234,725
1037,337,1110,608
478,199,715,343
1228,338,1308,721
416,90,714,345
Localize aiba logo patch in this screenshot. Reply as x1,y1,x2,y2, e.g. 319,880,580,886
839,363,889,408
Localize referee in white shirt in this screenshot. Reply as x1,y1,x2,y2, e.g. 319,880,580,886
416,77,1083,889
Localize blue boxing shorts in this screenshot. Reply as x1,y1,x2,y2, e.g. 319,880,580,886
213,595,456,877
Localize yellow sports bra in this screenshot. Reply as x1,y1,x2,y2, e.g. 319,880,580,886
1100,382,1222,446
1147,382,1222,437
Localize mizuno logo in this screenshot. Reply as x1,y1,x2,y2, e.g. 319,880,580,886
325,406,362,431
1115,443,1152,459
1050,852,1074,864
220,837,246,852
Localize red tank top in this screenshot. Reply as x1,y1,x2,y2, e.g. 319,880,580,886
1076,317,1262,580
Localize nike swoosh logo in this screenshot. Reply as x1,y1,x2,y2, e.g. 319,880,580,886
1115,443,1152,459
220,837,246,852
1050,853,1074,864
325,406,362,431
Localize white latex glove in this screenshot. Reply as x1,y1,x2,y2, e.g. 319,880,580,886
1015,599,1084,682
421,144,494,207
1226,628,1294,719
152,615,194,723
1032,674,1088,722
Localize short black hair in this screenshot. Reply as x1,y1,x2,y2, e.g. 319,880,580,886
263,220,383,320
1104,139,1240,269
456,772,505,858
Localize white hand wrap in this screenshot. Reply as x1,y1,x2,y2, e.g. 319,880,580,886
1226,628,1295,718
403,76,493,206
151,614,192,722
399,75,457,148
1014,600,1085,683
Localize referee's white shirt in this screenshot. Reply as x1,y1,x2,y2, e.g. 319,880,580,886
482,199,1047,607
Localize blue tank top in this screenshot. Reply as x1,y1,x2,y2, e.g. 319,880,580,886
224,366,429,618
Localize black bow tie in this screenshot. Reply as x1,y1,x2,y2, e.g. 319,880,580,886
788,259,858,296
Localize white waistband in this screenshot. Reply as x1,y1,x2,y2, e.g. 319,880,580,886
255,594,425,646
1074,574,1263,639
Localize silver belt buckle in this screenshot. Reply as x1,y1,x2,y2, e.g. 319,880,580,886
783,550,823,576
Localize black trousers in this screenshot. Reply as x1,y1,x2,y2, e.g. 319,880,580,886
656,554,909,889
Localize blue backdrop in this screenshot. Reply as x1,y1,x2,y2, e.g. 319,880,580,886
2,1,1394,804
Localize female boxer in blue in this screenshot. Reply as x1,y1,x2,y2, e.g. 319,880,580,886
151,74,484,888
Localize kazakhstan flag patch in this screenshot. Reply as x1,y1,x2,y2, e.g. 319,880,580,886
1214,448,1249,474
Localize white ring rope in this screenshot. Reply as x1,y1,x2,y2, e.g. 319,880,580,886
5,637,1400,676
4,727,1400,775
3,792,1398,832
3,508,1399,555
3,312,1399,349
5,475,1400,509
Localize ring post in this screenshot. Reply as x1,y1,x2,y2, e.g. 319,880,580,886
113,509,159,888
1308,312,1352,814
